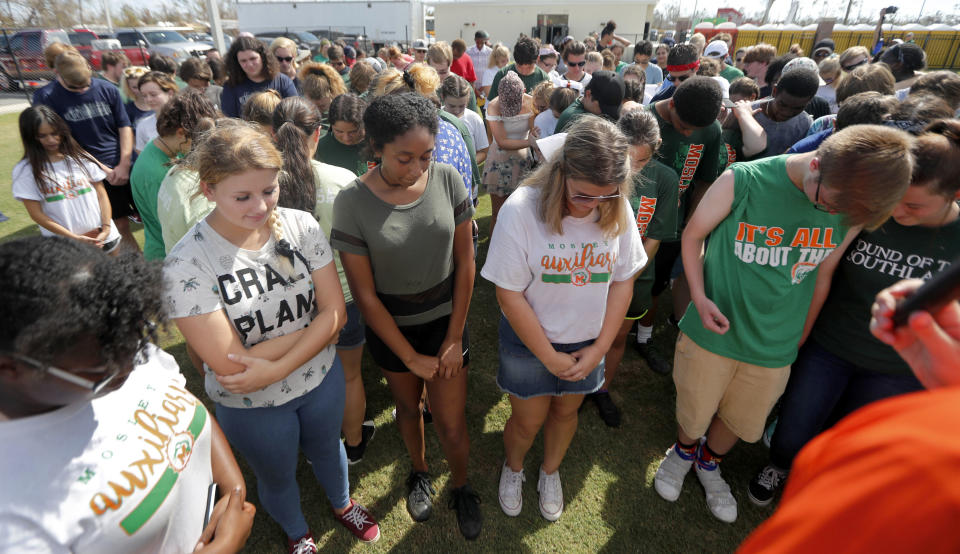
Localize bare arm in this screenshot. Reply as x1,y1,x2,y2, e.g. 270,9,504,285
107,126,133,185
21,199,96,243
559,276,637,381
799,226,860,346
341,251,439,380
488,98,533,150
682,170,736,334
733,102,768,158
438,219,476,378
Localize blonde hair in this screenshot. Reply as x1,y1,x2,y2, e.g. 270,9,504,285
373,65,440,97
122,65,149,98
600,49,616,71
743,43,777,65
348,60,377,94
689,33,706,54
585,51,603,64
186,120,292,266
530,80,553,114
839,46,870,69
427,41,453,67
56,52,92,87
489,43,510,68
269,37,300,70
524,117,632,237
818,57,841,77
299,62,347,100
241,89,282,129
817,124,915,230
45,42,77,69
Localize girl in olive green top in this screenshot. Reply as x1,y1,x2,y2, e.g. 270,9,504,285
314,93,370,176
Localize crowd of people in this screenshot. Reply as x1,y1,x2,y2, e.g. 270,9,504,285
3,18,960,553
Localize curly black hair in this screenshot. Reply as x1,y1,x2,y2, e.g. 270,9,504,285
148,54,177,76
667,44,699,66
156,88,218,140
776,68,820,99
363,92,438,154
672,76,723,128
0,237,166,369
328,93,367,127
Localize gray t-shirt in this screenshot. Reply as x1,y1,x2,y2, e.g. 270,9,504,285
754,109,813,157
163,207,336,409
331,162,475,326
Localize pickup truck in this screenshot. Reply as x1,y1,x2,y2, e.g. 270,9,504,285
0,28,70,86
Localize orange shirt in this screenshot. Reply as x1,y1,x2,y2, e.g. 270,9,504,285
739,386,960,554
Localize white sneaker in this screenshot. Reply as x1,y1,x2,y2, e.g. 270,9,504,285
654,445,694,502
498,461,525,517
537,467,563,521
695,464,738,523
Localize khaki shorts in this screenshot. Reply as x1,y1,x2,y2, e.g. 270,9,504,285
672,332,790,443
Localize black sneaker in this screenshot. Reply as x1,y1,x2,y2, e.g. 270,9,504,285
748,464,788,506
591,391,621,427
448,483,482,540
422,406,433,424
634,342,672,375
344,420,375,465
406,471,435,522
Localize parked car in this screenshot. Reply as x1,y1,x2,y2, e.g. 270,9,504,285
0,28,70,85
113,28,212,65
69,28,99,68
185,31,232,50
255,30,323,56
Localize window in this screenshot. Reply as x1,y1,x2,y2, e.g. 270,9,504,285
142,31,187,44
117,32,140,47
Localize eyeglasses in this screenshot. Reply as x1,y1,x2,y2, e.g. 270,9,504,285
569,60,586,68
3,350,120,394
813,174,835,213
276,55,293,63
567,181,621,205
64,81,89,92
841,58,868,72
666,73,692,83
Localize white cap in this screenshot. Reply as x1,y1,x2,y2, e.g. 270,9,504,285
704,40,728,59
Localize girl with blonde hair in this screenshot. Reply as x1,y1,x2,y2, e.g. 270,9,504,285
164,120,381,552
269,36,303,93
482,117,647,521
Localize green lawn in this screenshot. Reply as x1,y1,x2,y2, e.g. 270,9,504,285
0,110,774,552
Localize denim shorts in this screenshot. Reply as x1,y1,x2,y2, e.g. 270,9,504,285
336,302,365,350
496,316,605,399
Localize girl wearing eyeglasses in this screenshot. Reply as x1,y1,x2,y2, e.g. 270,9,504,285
482,117,646,521
0,236,255,553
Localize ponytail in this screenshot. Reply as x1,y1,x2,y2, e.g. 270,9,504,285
272,97,321,214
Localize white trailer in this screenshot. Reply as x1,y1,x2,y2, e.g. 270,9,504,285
431,0,656,50
236,0,428,45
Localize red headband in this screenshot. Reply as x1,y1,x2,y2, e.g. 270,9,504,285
666,60,700,73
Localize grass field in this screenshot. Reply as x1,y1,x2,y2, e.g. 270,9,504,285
0,110,775,553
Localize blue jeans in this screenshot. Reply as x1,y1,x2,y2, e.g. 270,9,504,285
216,357,350,539
769,339,923,470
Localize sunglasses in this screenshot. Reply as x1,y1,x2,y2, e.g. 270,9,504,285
842,58,868,72
569,60,586,68
4,350,120,394
276,55,293,63
567,181,621,205
666,73,692,83
64,81,90,92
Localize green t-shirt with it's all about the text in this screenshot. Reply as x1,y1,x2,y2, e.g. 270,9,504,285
679,155,848,368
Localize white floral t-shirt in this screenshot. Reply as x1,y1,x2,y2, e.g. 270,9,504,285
163,207,336,408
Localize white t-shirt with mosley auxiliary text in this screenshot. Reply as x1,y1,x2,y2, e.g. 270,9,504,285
0,346,212,554
12,157,120,244
481,185,647,344
163,207,337,409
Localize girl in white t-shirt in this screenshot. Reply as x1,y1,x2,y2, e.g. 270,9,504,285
441,74,490,164
0,235,255,554
12,105,121,253
163,121,380,552
134,71,177,153
481,117,647,522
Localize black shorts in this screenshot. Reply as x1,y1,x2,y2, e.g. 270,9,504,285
651,240,682,297
366,314,471,373
104,181,137,219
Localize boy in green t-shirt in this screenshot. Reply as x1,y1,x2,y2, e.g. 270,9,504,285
636,77,724,374
653,125,915,523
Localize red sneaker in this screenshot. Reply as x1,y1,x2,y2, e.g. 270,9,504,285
287,531,318,554
334,499,381,543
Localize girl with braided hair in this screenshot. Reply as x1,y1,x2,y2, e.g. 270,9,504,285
163,120,380,552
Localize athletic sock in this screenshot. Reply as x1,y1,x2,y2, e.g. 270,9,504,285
636,324,653,344
674,440,698,461
696,442,725,471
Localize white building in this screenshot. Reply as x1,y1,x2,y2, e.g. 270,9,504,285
431,0,657,49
